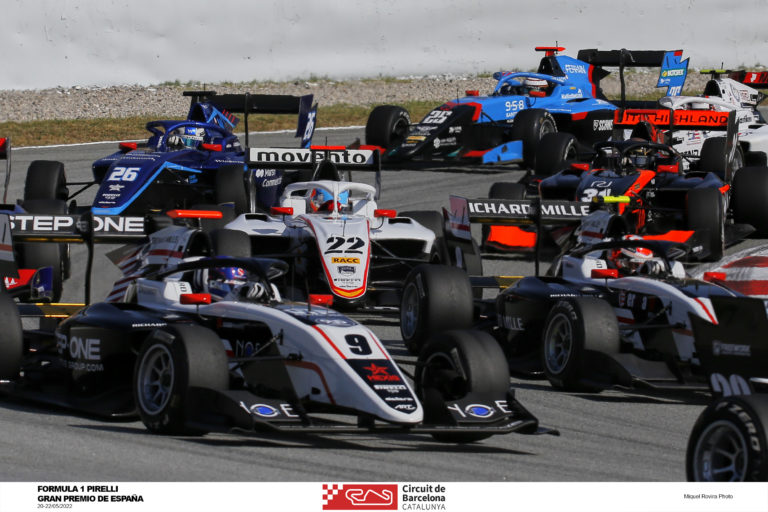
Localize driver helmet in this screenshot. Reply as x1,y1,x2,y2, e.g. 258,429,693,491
180,126,205,148
204,266,247,299
610,234,654,273
523,78,548,91
623,145,654,169
311,188,349,212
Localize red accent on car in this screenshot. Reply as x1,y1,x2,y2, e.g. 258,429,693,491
119,142,138,151
462,149,490,158
358,145,386,153
529,90,546,98
465,90,479,97
571,112,588,120
656,164,678,173
180,293,212,305
719,184,731,194
374,209,396,218
570,162,591,171
201,143,222,152
166,209,223,219
641,230,694,243
309,294,334,306
310,145,346,151
270,206,294,216
486,226,537,248
535,46,566,56
591,268,619,279
702,272,727,282
723,256,768,268
3,269,37,290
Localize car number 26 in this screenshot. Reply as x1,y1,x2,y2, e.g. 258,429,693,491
107,166,140,181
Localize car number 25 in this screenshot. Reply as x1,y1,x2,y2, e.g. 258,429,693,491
107,166,140,182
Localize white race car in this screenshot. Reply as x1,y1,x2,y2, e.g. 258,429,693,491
223,147,481,308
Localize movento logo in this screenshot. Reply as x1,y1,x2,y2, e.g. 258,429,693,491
249,148,374,166
322,484,398,510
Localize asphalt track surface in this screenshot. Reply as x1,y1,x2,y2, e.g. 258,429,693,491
1,127,763,482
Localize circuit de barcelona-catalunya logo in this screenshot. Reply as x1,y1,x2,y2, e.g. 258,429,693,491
322,484,398,510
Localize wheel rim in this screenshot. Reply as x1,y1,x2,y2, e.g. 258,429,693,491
400,282,420,340
421,351,466,400
392,118,409,146
539,119,556,139
543,312,573,374
693,420,748,481
564,140,577,160
136,344,175,415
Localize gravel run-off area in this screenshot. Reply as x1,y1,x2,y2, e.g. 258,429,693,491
0,71,713,123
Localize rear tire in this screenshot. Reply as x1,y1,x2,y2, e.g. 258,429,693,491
699,137,743,180
24,161,68,201
134,325,228,435
535,132,577,176
510,109,557,169
400,265,473,355
416,330,510,443
686,187,724,261
400,210,450,264
215,165,248,215
731,166,768,236
541,298,619,392
686,395,768,481
365,105,410,149
0,291,23,380
209,229,251,258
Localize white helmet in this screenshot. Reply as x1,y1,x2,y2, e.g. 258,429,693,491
524,78,548,89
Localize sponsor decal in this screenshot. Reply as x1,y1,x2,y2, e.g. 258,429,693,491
467,199,590,219
712,341,751,357
338,265,355,275
10,215,145,234
322,484,398,510
108,184,124,192
464,404,495,418
560,92,583,100
406,136,426,143
446,400,510,419
362,363,401,382
332,257,360,264
249,148,374,166
238,400,300,418
564,63,587,74
593,119,612,131
657,50,689,96
501,315,524,331
614,109,729,128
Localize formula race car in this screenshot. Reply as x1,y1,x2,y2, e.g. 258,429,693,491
485,110,768,260
222,146,481,308
20,91,317,216
0,212,551,443
401,196,767,396
365,47,686,168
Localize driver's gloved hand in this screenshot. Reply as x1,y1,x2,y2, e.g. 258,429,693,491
239,282,267,301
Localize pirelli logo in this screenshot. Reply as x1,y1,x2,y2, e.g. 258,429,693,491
614,109,731,129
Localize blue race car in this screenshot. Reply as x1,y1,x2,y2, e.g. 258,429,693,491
365,47,688,169
22,91,317,216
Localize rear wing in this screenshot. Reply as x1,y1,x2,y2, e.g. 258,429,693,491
448,195,592,275
577,49,689,103
183,91,317,148
727,70,768,88
613,109,738,179
0,137,10,203
248,146,383,198
690,296,768,396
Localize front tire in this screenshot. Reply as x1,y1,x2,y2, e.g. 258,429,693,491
365,105,411,149
686,395,768,481
510,109,557,169
416,330,510,443
24,161,68,201
134,325,228,435
541,298,619,391
400,265,473,355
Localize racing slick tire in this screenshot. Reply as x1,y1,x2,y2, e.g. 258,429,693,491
365,105,411,149
215,165,249,216
134,324,228,436
731,166,768,236
209,229,251,258
400,264,473,355
698,137,743,180
16,198,69,301
24,160,68,201
686,187,725,261
401,210,451,264
686,394,768,481
481,182,526,249
416,329,510,443
0,290,23,380
541,298,619,392
510,109,557,169
535,132,578,176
